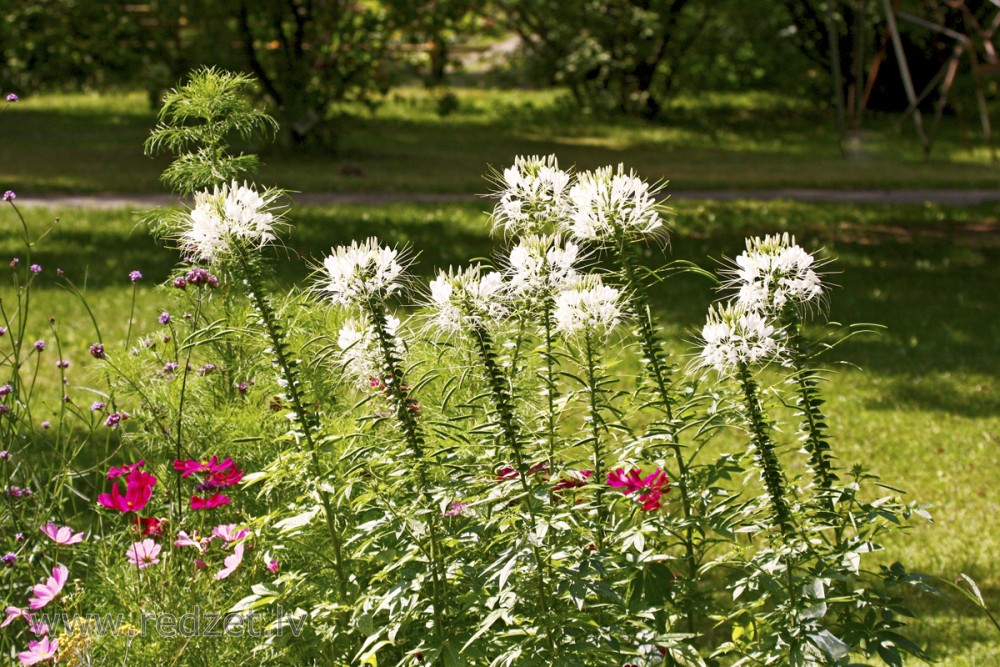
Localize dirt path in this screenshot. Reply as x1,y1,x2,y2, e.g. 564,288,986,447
11,188,1000,209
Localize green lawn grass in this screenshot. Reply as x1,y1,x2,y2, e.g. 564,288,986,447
3,199,998,664
3,88,1000,195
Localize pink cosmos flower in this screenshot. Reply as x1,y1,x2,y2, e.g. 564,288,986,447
173,456,235,478
194,559,208,571
607,467,669,511
97,468,157,513
190,493,230,511
28,620,48,636
212,524,250,543
28,565,68,610
607,468,650,493
215,542,245,580
126,539,161,569
266,559,279,574
40,522,84,545
107,460,144,479
17,637,58,665
1,606,31,628
173,531,206,552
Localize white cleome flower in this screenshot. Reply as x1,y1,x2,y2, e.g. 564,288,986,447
505,234,581,299
566,164,665,242
489,155,572,236
337,314,405,386
426,265,509,335
728,233,825,313
698,303,781,375
182,181,283,261
318,238,407,308
553,275,623,338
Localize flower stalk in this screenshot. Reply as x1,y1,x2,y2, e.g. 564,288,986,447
540,297,560,472
235,248,348,598
783,309,837,507
615,234,700,635
364,301,448,645
467,316,558,650
581,330,608,551
736,363,793,533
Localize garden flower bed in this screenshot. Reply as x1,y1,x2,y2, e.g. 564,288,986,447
0,69,991,667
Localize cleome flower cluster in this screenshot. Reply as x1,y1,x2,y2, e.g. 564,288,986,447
698,233,828,376
181,181,285,262
489,155,667,243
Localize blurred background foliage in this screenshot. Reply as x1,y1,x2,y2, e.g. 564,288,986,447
4,0,998,148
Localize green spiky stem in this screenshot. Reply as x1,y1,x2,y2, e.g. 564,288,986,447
365,301,447,645
615,234,698,636
582,330,608,552
737,363,793,533
784,309,837,508
540,297,560,473
468,319,558,652
235,248,348,599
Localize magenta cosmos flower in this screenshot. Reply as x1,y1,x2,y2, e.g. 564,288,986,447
40,522,84,545
107,460,144,479
28,564,68,610
126,539,161,569
552,469,593,493
607,467,669,511
132,516,163,536
198,467,244,490
17,637,58,666
174,456,235,478
190,493,230,511
97,468,157,513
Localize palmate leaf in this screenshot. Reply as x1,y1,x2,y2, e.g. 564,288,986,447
806,629,850,660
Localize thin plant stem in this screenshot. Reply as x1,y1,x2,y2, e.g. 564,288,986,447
582,330,607,551
365,302,448,644
615,235,699,635
736,363,792,533
125,282,138,351
173,291,204,521
468,319,558,652
235,248,349,599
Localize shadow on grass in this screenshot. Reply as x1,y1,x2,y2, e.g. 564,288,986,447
10,200,1000,420
5,87,1000,194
